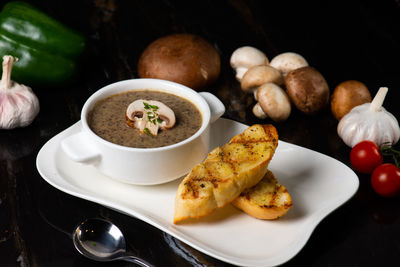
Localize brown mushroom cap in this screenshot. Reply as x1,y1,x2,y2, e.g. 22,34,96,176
137,34,221,91
330,80,371,120
285,66,329,115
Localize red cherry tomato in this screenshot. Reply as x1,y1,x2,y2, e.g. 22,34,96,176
350,141,383,174
371,163,400,197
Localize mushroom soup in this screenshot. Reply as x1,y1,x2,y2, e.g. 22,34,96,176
87,90,202,148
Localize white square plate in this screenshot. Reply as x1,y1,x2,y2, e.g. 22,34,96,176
36,118,358,267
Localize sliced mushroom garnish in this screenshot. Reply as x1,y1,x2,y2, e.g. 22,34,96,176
126,99,176,136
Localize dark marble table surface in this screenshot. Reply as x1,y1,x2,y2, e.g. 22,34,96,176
1,0,399,266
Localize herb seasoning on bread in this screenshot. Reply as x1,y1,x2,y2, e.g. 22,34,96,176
174,124,278,224
232,169,292,219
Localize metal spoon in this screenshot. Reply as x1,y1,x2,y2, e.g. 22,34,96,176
72,218,153,267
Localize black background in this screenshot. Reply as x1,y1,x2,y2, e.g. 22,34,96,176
0,0,399,266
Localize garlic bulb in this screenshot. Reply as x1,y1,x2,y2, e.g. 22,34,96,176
338,87,400,147
0,55,40,129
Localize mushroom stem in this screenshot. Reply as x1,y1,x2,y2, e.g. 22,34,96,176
370,87,388,111
252,103,268,119
0,55,15,90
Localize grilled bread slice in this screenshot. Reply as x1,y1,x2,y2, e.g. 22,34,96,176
174,124,278,224
232,170,292,219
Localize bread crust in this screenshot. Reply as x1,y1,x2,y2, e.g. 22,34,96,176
174,124,278,224
232,170,292,220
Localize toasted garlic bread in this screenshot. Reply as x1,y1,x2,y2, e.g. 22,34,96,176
174,124,278,224
232,170,292,220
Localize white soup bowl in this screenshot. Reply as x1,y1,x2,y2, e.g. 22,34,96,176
60,78,225,185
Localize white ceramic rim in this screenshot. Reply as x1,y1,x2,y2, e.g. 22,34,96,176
80,78,211,152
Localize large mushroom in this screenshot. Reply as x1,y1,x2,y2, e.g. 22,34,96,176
137,34,220,91
126,100,176,136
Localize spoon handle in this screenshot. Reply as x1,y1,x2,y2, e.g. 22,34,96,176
122,255,154,267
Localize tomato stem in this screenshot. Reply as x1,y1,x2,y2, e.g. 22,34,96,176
380,143,400,168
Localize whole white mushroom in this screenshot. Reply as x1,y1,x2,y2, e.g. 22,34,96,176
230,46,269,81
253,83,291,122
240,65,283,96
270,52,308,77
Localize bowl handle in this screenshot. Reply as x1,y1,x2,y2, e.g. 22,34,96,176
199,92,225,123
60,131,101,164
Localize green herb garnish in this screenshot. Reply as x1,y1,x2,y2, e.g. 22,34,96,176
143,102,162,125
143,127,154,137
143,102,159,111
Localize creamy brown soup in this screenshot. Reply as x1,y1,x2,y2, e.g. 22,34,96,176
87,90,202,148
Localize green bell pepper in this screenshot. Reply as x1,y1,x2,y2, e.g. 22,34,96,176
0,1,86,86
